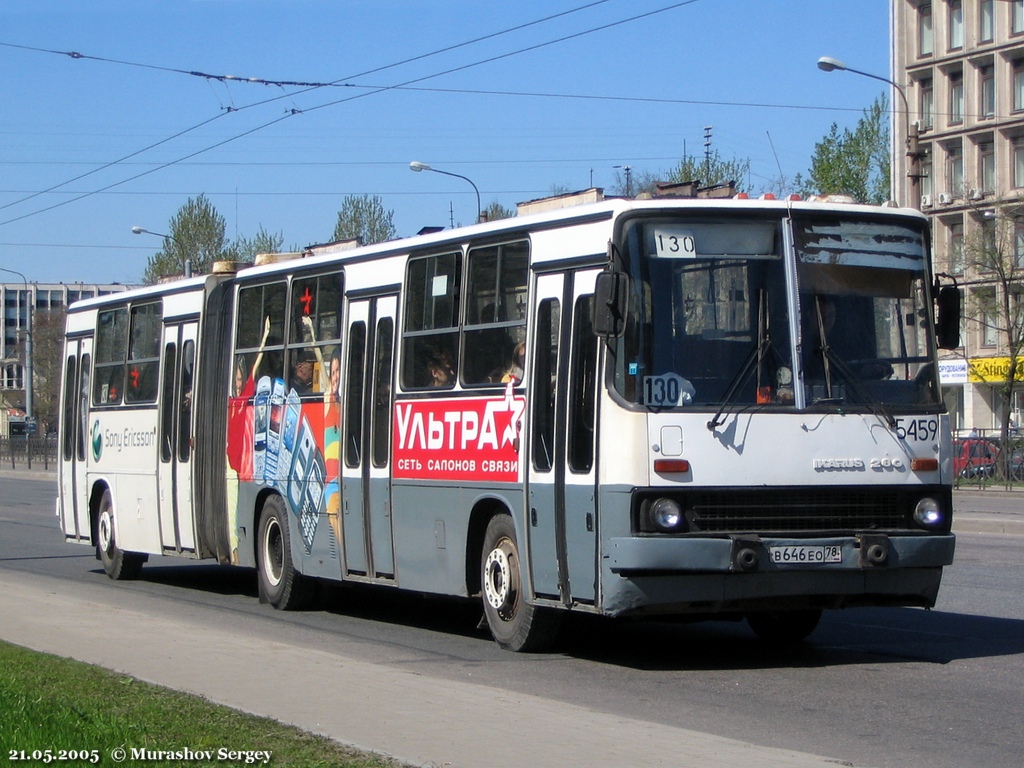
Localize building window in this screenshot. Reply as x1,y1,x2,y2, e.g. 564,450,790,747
980,66,995,118
981,215,997,262
947,143,964,194
921,144,933,199
977,288,999,346
980,142,995,192
949,218,965,276
919,78,934,129
1015,62,1024,112
1015,139,1024,187
1015,0,1024,35
948,0,964,50
980,0,994,42
949,71,964,124
1016,219,1024,267
919,3,934,55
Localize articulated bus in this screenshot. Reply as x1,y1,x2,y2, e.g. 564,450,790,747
58,197,959,651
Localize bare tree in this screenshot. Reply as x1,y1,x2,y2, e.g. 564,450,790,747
961,200,1024,480
29,307,66,433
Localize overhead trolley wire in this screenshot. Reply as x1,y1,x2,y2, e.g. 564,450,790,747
0,0,703,228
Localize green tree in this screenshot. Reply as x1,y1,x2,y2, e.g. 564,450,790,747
800,93,890,205
332,194,396,245
233,226,285,263
142,194,232,284
483,201,515,221
621,152,752,198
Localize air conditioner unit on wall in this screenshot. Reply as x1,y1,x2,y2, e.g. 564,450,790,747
938,192,954,205
969,188,983,200
920,194,932,208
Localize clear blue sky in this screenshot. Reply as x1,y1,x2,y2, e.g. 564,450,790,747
1,0,890,285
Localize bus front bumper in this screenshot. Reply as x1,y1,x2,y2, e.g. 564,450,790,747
601,532,955,617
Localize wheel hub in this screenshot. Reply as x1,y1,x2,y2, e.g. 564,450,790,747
98,510,113,553
483,537,518,618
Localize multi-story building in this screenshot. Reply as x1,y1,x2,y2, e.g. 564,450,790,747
892,0,1024,433
2,281,129,432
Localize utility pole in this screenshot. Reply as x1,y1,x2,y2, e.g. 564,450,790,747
703,125,713,184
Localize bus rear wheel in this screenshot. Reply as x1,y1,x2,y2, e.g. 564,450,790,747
257,495,314,610
746,608,822,644
481,514,560,652
95,490,146,580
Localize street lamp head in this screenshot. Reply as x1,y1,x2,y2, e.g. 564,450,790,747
409,161,431,173
816,56,846,73
131,226,145,235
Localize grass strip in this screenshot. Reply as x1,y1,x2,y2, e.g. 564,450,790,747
0,640,402,767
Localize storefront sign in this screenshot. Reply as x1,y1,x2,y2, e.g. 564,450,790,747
938,358,969,385
968,356,1024,384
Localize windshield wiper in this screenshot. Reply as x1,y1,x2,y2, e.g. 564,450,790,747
708,289,771,431
815,348,898,430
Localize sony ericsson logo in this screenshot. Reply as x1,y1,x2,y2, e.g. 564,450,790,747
91,420,103,461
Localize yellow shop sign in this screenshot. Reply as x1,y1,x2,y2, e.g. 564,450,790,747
968,356,1024,383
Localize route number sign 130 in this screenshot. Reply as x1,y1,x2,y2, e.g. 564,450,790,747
653,226,698,258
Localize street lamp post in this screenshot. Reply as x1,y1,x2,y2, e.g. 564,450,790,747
132,226,192,278
0,267,32,428
409,161,482,223
817,55,921,209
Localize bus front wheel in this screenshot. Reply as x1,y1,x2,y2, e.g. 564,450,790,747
257,495,314,610
95,490,146,580
480,514,560,652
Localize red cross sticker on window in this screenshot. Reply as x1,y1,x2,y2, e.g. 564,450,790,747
300,287,314,316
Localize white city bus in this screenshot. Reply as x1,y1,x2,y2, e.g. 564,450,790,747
58,197,959,651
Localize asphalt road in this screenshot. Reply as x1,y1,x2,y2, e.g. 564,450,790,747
2,474,1023,768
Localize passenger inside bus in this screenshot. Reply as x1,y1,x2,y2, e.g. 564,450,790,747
427,348,455,387
289,350,317,394
495,341,526,384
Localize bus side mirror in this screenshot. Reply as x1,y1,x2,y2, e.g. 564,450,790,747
593,271,629,337
936,285,961,350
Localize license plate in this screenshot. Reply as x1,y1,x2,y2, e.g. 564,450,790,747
769,545,843,565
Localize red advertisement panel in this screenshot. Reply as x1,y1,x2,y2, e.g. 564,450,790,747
393,388,526,483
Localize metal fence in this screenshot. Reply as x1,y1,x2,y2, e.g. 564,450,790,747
0,436,58,471
952,428,1024,490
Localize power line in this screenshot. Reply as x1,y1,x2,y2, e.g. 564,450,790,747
0,0,704,228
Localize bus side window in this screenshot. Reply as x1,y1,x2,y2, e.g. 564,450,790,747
463,240,529,386
401,252,461,389
344,322,367,467
567,295,597,473
62,354,77,462
532,298,560,472
236,282,287,385
125,303,162,404
93,307,128,405
178,340,195,462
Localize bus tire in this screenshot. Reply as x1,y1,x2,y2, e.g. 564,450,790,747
257,495,314,610
95,489,146,580
481,514,560,652
746,608,822,644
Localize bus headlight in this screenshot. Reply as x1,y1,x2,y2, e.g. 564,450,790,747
913,497,944,528
650,498,685,532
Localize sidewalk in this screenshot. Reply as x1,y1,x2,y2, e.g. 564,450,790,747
0,569,850,768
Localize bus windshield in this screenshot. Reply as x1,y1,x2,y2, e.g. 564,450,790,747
610,212,941,410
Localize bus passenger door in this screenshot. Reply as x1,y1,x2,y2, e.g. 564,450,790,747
527,269,600,605
341,296,397,579
156,322,198,553
59,336,92,541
